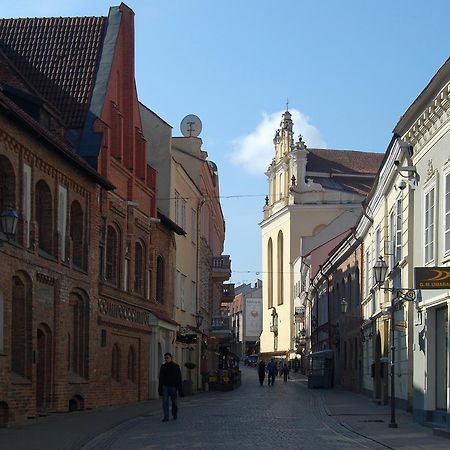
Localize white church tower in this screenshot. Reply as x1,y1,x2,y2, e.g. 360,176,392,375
259,109,379,358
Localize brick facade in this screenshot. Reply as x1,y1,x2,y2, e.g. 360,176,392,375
0,4,180,424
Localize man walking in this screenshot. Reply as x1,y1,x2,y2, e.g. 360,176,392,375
267,358,277,386
158,352,183,421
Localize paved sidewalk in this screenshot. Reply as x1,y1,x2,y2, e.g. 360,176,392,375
0,398,164,450
291,373,450,449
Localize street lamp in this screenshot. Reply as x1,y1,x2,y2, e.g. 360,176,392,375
195,311,204,329
0,206,18,245
340,298,348,314
373,256,416,429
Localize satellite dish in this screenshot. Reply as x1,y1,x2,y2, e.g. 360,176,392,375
180,114,202,137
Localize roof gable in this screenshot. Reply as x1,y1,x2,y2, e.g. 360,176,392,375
0,15,107,128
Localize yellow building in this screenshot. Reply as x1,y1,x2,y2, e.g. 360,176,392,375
260,110,382,358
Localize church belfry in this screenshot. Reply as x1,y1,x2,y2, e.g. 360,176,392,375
273,110,294,162
266,110,313,212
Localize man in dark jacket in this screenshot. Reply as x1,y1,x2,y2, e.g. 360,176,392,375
267,359,277,386
158,352,183,421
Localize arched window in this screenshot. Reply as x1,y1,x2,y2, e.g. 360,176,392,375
68,292,89,378
111,343,120,382
11,274,32,378
0,155,16,211
70,201,84,269
277,231,283,305
127,346,136,382
268,238,273,309
156,255,165,303
106,225,120,285
134,241,144,295
35,180,53,255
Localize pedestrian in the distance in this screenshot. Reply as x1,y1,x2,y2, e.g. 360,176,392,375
158,352,183,422
282,362,290,382
258,359,266,386
267,358,277,386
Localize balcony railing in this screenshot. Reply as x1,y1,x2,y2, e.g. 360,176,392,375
212,255,231,280
211,315,231,331
221,283,235,302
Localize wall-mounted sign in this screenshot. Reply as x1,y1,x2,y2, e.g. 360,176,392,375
415,267,450,289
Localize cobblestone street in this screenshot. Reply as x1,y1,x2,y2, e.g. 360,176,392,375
80,367,433,450
1,367,449,450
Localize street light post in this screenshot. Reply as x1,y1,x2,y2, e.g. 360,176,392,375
373,256,416,429
0,206,19,246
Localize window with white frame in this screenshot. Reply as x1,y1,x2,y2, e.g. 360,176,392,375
375,227,381,261
395,197,402,264
365,249,370,296
389,209,395,268
424,186,435,264
445,171,450,254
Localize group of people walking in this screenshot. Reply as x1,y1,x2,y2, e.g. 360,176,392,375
257,358,290,386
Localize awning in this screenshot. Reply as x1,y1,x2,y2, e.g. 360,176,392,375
258,351,288,358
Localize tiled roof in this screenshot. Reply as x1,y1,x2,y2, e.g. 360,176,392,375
313,176,376,196
307,148,384,175
0,16,107,127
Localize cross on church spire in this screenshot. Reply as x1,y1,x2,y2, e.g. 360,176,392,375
286,98,289,111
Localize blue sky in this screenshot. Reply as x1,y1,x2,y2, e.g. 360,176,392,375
3,1,449,285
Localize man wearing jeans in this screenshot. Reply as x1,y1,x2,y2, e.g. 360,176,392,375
158,353,183,421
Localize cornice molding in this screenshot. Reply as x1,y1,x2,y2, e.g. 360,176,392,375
404,84,450,149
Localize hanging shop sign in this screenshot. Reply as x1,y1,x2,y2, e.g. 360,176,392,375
176,329,198,344
415,267,450,289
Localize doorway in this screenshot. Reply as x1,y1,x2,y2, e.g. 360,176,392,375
36,325,52,410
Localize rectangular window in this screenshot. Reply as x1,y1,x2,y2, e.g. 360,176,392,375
191,281,196,314
191,208,197,244
375,227,381,260
23,164,31,248
395,198,402,264
181,199,186,230
57,185,68,261
124,258,128,291
365,249,370,296
389,209,395,269
180,274,186,310
175,270,180,308
424,187,435,264
445,172,450,253
174,191,180,225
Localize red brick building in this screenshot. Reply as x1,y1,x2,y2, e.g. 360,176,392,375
0,50,113,423
0,4,182,423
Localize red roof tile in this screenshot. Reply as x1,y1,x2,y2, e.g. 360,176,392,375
307,148,384,175
0,16,107,127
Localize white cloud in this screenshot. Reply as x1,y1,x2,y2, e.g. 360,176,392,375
229,109,326,175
